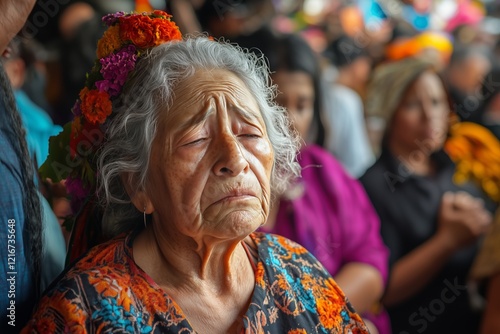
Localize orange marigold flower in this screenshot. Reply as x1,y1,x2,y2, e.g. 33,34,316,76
119,15,156,49
151,17,182,45
119,14,181,49
153,10,171,18
79,87,112,124
97,25,123,58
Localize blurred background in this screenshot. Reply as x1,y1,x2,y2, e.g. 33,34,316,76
15,0,500,150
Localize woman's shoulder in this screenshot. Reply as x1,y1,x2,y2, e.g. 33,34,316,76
45,234,132,292
250,232,329,275
358,155,392,190
72,234,129,270
23,234,147,332
248,232,369,333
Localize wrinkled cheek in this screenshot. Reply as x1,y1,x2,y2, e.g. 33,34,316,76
258,140,274,174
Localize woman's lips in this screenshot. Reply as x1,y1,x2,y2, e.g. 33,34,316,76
214,190,257,204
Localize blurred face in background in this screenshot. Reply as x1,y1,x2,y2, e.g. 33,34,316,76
272,71,315,143
351,56,372,87
388,70,450,154
448,54,491,95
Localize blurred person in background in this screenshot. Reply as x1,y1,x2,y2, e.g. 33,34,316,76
0,0,44,331
322,35,375,178
361,57,496,334
469,208,500,334
195,0,275,44
2,36,67,298
18,38,52,116
444,45,492,122
166,0,205,34
468,66,500,140
253,32,390,334
3,37,62,168
57,4,102,125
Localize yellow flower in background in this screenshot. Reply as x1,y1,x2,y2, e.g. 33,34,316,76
445,122,500,203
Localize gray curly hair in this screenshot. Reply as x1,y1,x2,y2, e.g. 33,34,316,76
97,37,301,236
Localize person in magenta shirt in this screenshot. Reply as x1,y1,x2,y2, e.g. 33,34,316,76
252,32,390,333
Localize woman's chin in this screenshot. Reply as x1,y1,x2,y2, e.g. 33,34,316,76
210,210,264,239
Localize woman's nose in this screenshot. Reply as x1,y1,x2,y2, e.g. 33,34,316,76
213,132,249,176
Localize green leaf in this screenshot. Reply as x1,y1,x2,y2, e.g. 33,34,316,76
39,122,73,182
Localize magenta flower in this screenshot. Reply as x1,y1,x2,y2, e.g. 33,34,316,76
97,45,137,96
65,176,89,214
72,101,82,116
102,11,126,26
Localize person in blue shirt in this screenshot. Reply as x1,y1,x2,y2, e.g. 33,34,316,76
0,0,46,331
3,37,62,168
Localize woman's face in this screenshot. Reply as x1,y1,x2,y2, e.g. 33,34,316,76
388,70,450,154
146,69,274,242
272,71,314,142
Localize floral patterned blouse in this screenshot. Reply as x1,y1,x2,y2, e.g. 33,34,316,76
23,231,368,333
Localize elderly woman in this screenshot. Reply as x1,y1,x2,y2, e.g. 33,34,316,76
23,11,368,333
360,57,495,334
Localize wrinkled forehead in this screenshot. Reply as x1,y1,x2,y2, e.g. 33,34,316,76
160,68,264,127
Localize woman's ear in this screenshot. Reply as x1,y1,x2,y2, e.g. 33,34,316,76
121,173,154,214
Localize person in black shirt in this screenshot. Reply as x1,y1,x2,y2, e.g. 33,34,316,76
360,57,495,334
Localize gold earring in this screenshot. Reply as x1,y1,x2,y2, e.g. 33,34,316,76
143,207,147,228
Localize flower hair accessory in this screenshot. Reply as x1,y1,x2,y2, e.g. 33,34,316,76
40,11,182,229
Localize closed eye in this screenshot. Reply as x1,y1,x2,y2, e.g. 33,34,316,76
239,134,261,139
185,137,208,146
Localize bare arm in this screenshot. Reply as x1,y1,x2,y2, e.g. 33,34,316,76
0,0,36,52
334,262,384,313
169,0,202,35
480,273,500,334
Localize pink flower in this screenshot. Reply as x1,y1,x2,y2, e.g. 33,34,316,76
97,45,137,96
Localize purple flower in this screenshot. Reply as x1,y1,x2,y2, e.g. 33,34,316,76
72,101,82,116
65,176,89,214
66,176,88,199
97,45,137,96
95,80,121,96
102,11,126,26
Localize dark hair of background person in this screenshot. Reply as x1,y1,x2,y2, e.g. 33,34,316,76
8,36,53,117
57,15,106,125
324,35,369,69
194,0,267,35
476,65,500,115
0,64,42,298
448,44,493,69
241,30,326,147
469,66,500,129
388,19,418,41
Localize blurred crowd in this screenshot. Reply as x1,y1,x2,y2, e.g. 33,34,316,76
2,0,500,333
